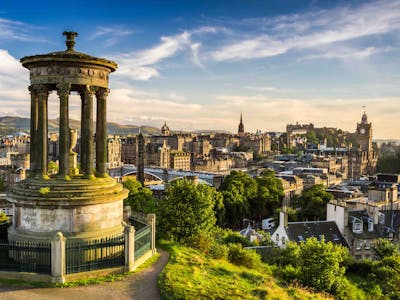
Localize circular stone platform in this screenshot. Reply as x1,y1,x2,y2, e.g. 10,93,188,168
7,177,128,241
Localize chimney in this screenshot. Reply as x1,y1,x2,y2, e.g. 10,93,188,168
279,209,288,227
186,175,199,186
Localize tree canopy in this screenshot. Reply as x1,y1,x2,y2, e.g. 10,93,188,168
123,178,157,214
298,184,333,221
158,178,222,244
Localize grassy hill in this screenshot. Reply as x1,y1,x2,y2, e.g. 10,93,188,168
158,243,332,300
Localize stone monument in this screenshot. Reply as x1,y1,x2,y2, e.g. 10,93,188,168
7,32,128,242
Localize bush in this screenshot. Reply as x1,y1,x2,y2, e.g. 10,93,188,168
276,264,300,284
227,243,261,269
190,232,213,254
222,230,253,247
209,242,229,260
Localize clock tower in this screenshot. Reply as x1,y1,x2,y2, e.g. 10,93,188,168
356,111,372,152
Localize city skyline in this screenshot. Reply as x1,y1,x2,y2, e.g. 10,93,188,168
1,0,400,138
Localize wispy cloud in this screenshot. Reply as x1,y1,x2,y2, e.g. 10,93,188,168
210,1,400,61
0,18,45,42
90,25,134,47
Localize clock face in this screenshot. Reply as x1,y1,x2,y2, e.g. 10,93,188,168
360,128,366,134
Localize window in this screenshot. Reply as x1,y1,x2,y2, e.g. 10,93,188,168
298,235,304,242
276,234,279,241
365,241,371,250
282,236,285,245
333,234,340,241
353,222,363,233
319,235,325,241
368,221,374,232
356,240,363,250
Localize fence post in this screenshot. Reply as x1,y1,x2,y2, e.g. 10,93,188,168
124,224,135,272
51,232,66,283
147,214,157,255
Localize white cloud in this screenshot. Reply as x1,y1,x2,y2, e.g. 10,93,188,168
210,1,400,61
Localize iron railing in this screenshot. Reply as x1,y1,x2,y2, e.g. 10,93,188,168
134,225,151,260
0,239,51,274
65,234,125,274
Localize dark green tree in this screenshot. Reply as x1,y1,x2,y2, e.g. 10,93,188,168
123,178,157,214
298,184,333,220
219,171,257,228
251,169,284,221
158,178,222,244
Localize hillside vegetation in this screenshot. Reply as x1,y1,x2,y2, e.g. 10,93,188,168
158,242,331,300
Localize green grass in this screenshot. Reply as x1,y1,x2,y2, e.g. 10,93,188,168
158,242,331,300
59,253,160,287
0,278,53,288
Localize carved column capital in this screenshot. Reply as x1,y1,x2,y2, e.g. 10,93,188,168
96,87,110,100
56,83,71,98
79,85,96,98
32,84,49,98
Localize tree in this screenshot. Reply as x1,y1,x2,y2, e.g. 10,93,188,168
219,171,257,228
277,238,349,294
251,169,284,221
158,178,222,244
123,178,157,214
372,239,399,259
298,184,333,220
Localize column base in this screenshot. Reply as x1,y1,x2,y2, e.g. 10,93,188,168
56,174,71,181
82,174,96,180
95,172,109,178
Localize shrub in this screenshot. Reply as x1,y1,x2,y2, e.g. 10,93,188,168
228,243,261,269
190,232,213,254
209,242,229,260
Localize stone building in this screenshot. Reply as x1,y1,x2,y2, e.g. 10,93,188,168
107,135,122,169
348,112,378,180
170,150,191,171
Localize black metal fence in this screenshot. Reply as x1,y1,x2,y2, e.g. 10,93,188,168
135,225,151,260
0,239,51,274
65,234,125,274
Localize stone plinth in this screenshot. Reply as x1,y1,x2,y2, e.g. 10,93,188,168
7,177,128,241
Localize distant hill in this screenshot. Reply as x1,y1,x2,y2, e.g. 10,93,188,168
0,116,160,136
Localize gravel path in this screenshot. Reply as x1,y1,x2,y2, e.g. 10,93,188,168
0,250,169,300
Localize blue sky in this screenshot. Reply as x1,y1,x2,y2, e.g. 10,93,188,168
1,0,400,138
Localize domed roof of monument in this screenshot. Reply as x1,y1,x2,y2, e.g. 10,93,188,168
20,31,117,72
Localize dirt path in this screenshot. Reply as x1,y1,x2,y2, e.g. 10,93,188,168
0,250,169,300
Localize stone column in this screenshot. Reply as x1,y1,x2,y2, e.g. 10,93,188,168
36,84,49,178
80,86,95,179
28,85,38,176
57,83,71,179
124,224,135,272
147,214,157,255
95,88,109,177
51,232,66,284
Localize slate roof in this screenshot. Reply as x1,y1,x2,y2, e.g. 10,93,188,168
285,220,349,247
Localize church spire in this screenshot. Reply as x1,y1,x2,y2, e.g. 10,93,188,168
238,112,244,134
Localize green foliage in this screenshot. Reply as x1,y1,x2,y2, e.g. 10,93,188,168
372,238,399,259
369,255,400,297
39,187,50,195
123,178,157,214
158,178,221,244
273,239,351,296
377,151,400,173
252,169,284,221
0,212,9,223
298,184,333,220
227,243,262,269
219,171,256,228
159,243,327,300
219,170,283,228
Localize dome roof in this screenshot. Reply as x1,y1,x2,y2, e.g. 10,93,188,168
20,31,117,72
